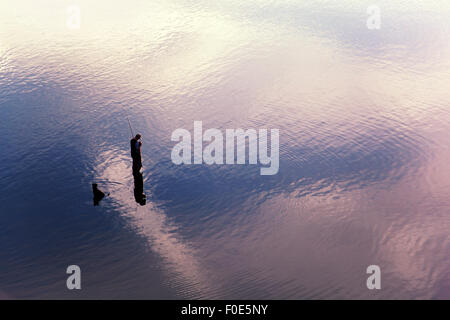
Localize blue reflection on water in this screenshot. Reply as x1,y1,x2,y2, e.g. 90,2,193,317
1,0,449,299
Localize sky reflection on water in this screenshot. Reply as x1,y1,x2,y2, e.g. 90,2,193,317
0,0,449,299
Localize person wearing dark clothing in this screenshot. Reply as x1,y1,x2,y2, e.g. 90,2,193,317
130,134,142,173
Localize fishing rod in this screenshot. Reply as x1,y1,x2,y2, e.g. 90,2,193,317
127,116,134,138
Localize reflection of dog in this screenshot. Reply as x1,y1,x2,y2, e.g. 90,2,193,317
92,183,109,206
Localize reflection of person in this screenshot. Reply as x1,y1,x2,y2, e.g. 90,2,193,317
130,134,142,173
133,172,146,206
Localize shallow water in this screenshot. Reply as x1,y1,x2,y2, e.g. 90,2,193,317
0,0,449,299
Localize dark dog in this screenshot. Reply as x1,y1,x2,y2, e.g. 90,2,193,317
92,183,108,206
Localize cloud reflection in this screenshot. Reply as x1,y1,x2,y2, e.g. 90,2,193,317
93,149,219,298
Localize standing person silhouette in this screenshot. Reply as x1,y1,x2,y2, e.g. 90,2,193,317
130,134,142,174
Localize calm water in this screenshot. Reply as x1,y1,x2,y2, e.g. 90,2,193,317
1,0,449,299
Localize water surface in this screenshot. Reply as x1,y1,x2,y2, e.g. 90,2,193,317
1,0,449,299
